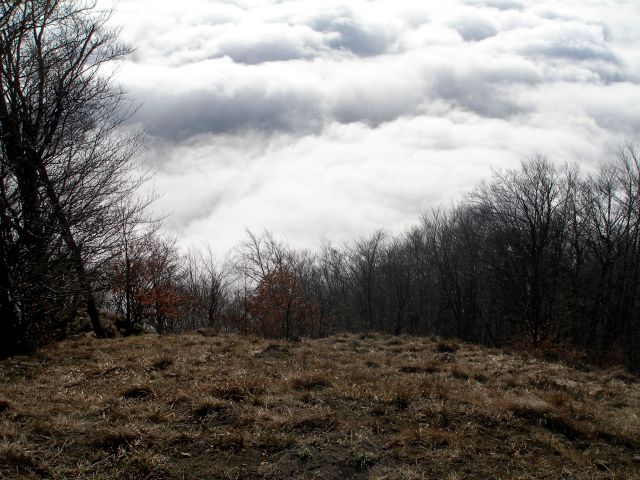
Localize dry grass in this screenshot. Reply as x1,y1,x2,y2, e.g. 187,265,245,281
0,332,639,479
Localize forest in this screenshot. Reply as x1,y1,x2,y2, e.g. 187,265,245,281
1,1,639,371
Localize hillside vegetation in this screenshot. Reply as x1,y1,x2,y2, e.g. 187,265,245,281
1,332,639,479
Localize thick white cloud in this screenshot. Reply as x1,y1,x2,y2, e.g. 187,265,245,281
99,0,640,253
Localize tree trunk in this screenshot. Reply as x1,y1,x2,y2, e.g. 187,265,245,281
38,163,109,339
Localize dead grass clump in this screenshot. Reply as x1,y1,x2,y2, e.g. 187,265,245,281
209,430,245,451
397,360,440,374
0,442,34,467
350,451,378,470
423,360,441,374
389,376,451,407
515,337,587,364
359,333,378,340
150,357,173,371
435,339,458,353
289,371,332,390
471,371,489,383
192,398,232,424
448,364,488,383
92,427,141,452
253,432,296,452
30,418,72,438
498,394,584,440
167,393,192,411
0,442,49,476
542,415,585,440
369,403,388,417
398,364,422,374
387,427,457,450
120,384,156,400
283,413,338,434
499,394,555,417
208,378,265,401
122,451,172,479
255,343,291,358
196,327,217,337
450,365,470,380
594,430,640,451
393,390,412,410
605,368,638,384
539,391,574,411
390,381,433,410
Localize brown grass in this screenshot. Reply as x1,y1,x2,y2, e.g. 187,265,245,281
435,339,458,353
120,384,156,400
0,332,638,479
289,371,332,390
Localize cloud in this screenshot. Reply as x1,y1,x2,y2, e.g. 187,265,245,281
103,0,640,253
448,12,499,41
213,24,329,64
309,9,398,56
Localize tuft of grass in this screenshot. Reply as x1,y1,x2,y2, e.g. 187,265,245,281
498,394,555,417
497,394,585,440
120,384,156,400
289,371,332,390
252,432,295,452
387,426,457,450
450,365,471,380
0,441,50,476
0,442,34,467
207,378,265,401
398,363,422,374
393,390,412,410
150,356,173,371
351,451,377,470
283,413,337,433
436,339,458,353
255,343,291,358
192,398,229,418
92,427,141,452
208,430,245,451
296,447,312,461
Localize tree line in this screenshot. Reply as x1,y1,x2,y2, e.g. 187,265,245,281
94,151,639,370
1,2,638,370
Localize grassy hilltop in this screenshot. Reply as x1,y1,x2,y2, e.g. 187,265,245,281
0,332,639,479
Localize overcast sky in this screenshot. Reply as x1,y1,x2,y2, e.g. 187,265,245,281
103,0,640,253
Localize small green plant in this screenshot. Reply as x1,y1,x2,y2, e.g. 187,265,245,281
352,451,375,470
296,447,312,461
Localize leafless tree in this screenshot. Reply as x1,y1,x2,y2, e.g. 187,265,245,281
0,0,145,355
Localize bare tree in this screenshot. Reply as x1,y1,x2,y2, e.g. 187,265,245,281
348,230,386,330
470,157,572,345
0,0,144,354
